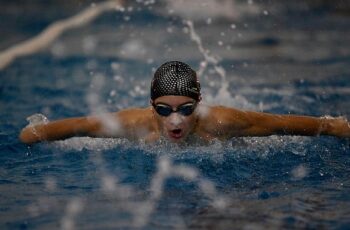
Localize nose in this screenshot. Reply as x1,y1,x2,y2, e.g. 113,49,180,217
168,112,184,126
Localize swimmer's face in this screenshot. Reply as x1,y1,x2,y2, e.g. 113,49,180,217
151,95,198,143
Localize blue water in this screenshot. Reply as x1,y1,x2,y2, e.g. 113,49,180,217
1,1,350,229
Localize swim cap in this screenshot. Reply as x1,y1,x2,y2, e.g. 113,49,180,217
151,61,201,101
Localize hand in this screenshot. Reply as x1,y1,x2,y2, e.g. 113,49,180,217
323,116,350,138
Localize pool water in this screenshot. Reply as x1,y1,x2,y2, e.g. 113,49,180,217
1,1,350,229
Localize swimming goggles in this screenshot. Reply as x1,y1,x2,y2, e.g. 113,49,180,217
152,102,197,117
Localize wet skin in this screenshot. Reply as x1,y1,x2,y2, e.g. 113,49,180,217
151,95,199,143
19,95,350,144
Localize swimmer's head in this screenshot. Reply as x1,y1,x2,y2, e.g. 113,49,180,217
150,61,201,101
150,61,201,142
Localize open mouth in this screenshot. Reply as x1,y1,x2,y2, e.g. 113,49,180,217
172,129,181,134
169,128,183,139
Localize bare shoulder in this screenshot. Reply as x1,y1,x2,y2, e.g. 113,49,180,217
117,107,153,117
195,105,250,139
115,107,154,125
197,105,249,126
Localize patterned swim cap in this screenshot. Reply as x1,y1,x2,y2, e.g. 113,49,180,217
150,61,201,101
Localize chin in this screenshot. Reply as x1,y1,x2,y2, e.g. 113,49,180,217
167,135,185,143
168,136,186,143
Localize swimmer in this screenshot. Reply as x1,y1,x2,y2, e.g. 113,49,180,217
19,61,350,144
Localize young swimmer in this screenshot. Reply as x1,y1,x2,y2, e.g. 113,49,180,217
19,61,350,144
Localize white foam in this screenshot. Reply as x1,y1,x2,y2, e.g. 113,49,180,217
26,113,50,127
51,137,129,151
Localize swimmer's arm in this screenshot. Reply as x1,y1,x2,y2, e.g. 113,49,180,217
241,112,350,137
19,116,113,144
19,108,155,144
211,106,350,138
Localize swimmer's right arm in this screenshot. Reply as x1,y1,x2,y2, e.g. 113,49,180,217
19,108,156,144
19,116,109,144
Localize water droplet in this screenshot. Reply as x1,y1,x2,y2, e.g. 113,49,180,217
111,62,120,71
123,16,131,21
83,36,97,54
291,164,309,180
182,27,189,34
51,42,66,57
167,27,173,33
206,18,212,25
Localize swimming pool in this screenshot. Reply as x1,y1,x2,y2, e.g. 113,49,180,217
1,1,350,229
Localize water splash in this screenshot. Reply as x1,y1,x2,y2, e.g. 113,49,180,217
92,155,228,228
25,113,50,127
291,164,309,180
61,198,84,230
185,20,234,106
87,73,121,135
0,0,124,70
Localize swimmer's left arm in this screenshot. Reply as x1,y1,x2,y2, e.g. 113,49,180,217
211,106,350,138
241,111,350,138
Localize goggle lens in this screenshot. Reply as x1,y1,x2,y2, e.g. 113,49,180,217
154,103,196,117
